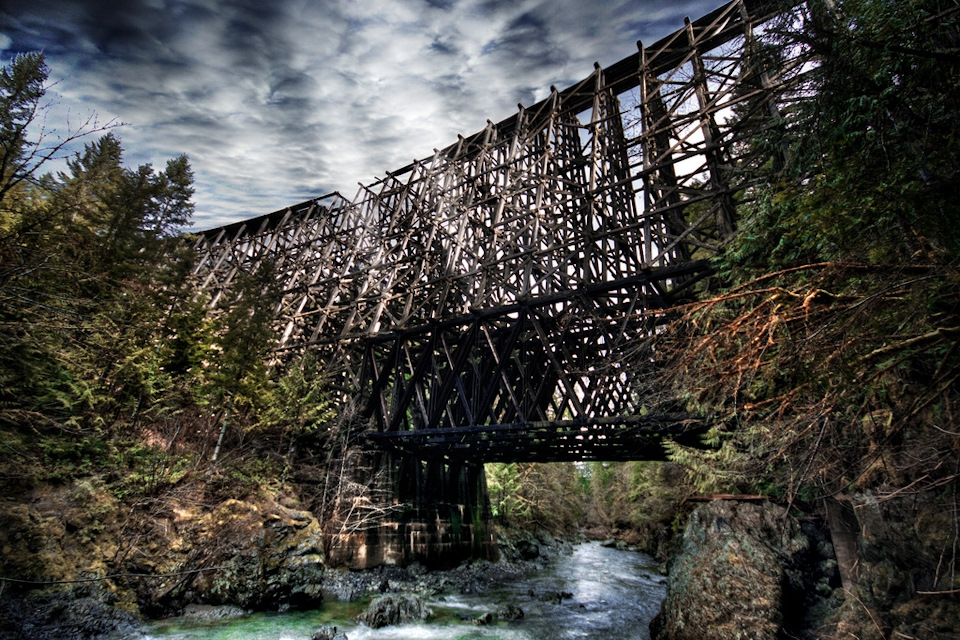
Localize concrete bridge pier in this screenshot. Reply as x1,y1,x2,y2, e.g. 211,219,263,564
324,451,499,569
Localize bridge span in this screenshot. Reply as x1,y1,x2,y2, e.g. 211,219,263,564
192,0,803,462
188,0,809,566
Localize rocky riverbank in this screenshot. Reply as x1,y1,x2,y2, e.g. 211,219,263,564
0,482,325,639
651,496,960,640
5,476,955,640
651,499,839,640
0,479,574,640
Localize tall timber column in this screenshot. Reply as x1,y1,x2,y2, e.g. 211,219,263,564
638,41,687,268
324,449,498,569
686,17,738,241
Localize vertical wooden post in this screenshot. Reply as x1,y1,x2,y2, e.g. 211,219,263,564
686,17,738,241
638,41,687,267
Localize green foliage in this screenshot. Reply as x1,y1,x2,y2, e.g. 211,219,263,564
108,442,192,500
224,456,285,491
0,52,50,203
727,0,960,272
660,6,960,573
584,461,687,555
0,53,211,484
0,53,341,494
204,262,281,408
257,352,334,440
1,116,198,430
485,462,586,532
665,261,960,503
486,462,526,520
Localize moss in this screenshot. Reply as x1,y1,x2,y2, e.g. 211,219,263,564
654,500,844,640
891,599,960,640
0,479,122,583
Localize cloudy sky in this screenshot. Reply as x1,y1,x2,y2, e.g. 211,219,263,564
2,0,726,230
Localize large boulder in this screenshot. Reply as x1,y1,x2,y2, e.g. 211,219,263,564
174,500,325,611
0,480,124,586
0,582,140,640
356,593,431,628
0,480,327,629
312,626,349,640
651,500,817,640
127,498,325,615
497,603,525,620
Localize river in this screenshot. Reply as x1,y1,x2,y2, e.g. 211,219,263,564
143,541,666,640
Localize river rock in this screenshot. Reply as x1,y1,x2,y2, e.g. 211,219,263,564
515,539,540,560
0,582,140,640
472,611,495,625
156,499,325,612
651,500,812,640
312,626,348,640
181,603,247,620
497,603,524,620
356,593,432,628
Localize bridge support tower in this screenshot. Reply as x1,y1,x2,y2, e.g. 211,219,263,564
190,0,809,569
324,451,498,569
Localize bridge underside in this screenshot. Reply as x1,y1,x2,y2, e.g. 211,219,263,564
358,262,711,463
367,417,705,463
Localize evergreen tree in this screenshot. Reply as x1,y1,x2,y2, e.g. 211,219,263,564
0,54,198,439
729,0,960,268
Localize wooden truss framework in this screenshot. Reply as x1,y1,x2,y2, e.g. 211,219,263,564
190,0,809,463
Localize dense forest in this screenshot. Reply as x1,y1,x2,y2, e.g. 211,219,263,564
1,0,959,638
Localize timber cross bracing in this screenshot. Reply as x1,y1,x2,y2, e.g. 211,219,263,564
190,0,808,463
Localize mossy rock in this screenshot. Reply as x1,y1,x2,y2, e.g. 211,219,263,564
652,500,813,640
356,593,432,628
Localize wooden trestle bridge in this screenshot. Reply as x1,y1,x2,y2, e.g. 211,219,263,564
191,0,807,464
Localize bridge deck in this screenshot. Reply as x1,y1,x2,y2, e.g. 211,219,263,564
367,415,707,463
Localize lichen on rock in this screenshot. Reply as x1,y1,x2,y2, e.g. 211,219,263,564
651,500,829,640
166,499,326,612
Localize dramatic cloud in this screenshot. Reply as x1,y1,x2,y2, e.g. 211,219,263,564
1,0,723,229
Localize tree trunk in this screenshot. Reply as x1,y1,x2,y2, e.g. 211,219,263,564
212,396,233,464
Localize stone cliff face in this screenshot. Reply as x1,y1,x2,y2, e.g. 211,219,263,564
141,498,326,614
821,491,960,640
0,480,326,637
0,462,505,639
651,500,839,640
0,480,126,588
652,494,960,640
